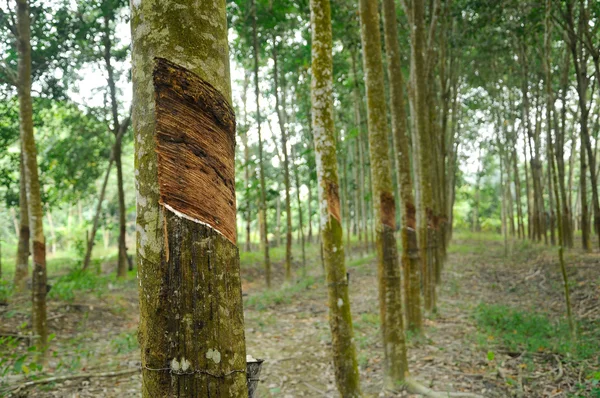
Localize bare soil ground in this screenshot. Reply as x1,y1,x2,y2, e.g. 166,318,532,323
1,234,598,397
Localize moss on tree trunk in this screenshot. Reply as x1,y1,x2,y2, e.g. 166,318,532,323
310,0,361,395
359,0,409,387
131,1,247,396
16,0,48,354
381,0,422,334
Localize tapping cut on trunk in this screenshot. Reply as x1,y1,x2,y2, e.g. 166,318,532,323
153,57,237,244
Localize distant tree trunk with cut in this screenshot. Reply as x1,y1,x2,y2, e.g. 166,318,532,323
16,0,47,353
381,0,422,333
359,0,408,387
404,0,436,312
14,149,30,290
131,0,248,396
310,0,361,395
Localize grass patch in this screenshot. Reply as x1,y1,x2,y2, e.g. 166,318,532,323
244,275,319,310
49,268,132,302
474,303,600,361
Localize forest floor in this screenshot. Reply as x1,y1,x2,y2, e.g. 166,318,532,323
0,232,599,397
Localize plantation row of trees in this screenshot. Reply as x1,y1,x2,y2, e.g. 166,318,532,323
0,0,598,396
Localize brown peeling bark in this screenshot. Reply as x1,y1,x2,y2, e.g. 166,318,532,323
327,182,341,224
153,57,237,244
380,192,396,228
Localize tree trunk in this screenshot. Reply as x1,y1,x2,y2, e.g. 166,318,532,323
131,1,248,396
350,52,367,255
272,48,293,281
557,51,573,248
83,119,130,271
102,13,129,278
310,0,361,395
382,0,422,333
275,194,281,247
242,73,252,252
580,137,591,250
544,0,574,333
14,149,30,290
46,208,57,254
251,0,271,287
292,148,306,270
16,0,47,354
306,180,313,243
359,0,408,386
404,0,436,312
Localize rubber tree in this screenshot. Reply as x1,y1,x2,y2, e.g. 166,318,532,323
310,0,361,395
131,0,247,396
16,0,48,352
14,149,29,290
273,45,293,282
251,0,272,286
381,0,422,334
403,0,437,312
359,0,408,387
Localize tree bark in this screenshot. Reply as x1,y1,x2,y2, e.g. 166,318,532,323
16,0,47,354
102,13,129,278
14,149,30,290
359,0,409,386
351,51,367,255
251,0,271,286
131,0,248,396
381,0,422,334
241,73,252,252
272,47,293,281
83,118,130,271
310,0,361,395
292,148,306,270
404,0,436,312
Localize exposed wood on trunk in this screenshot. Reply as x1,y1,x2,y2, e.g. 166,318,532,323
131,0,248,395
310,0,361,395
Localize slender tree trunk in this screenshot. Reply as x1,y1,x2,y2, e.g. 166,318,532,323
14,149,30,290
523,132,532,239
16,0,47,354
350,52,367,255
557,51,573,248
275,194,281,247
307,180,313,243
103,13,128,278
251,0,271,287
405,0,436,312
500,150,508,257
359,0,408,386
382,0,422,333
273,48,293,281
544,0,574,334
310,0,361,395
343,147,351,250
46,208,57,254
83,119,130,271
580,139,591,250
241,72,252,252
131,0,248,395
292,148,306,270
512,145,525,239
